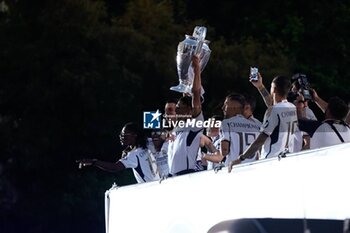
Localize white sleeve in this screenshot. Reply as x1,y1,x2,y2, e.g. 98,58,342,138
220,119,230,142
119,151,138,168
305,107,317,121
261,107,278,136
192,112,205,131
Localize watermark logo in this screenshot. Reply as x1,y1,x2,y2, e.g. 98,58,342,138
163,118,221,129
143,110,222,129
143,110,162,129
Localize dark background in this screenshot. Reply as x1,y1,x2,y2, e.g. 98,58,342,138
1,0,349,232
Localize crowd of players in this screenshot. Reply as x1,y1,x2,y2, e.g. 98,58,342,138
78,55,350,184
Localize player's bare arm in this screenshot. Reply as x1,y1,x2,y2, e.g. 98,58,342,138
202,139,228,163
77,159,125,173
259,87,273,107
191,55,202,117
201,136,224,163
312,89,328,113
204,139,218,154
240,133,268,160
228,133,268,172
203,145,223,163
202,152,224,163
94,160,126,173
251,73,272,107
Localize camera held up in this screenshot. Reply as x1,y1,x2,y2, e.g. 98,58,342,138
291,73,313,101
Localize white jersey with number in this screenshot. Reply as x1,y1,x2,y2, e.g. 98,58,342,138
119,147,159,183
168,112,204,175
260,100,298,158
220,114,261,165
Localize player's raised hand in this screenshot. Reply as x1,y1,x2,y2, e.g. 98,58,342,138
250,72,264,89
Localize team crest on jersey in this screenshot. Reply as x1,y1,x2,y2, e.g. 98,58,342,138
143,110,162,129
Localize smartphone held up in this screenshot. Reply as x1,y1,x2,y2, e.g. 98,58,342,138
250,67,259,82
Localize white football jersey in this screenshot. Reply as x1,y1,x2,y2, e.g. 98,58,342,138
119,147,159,183
168,112,204,175
220,114,261,165
152,141,169,178
206,135,222,170
260,100,298,158
310,121,350,149
291,127,303,153
247,115,262,126
305,106,317,120
291,106,316,152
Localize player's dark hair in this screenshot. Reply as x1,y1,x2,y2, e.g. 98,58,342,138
327,96,349,120
210,114,223,122
226,93,246,109
243,95,257,112
166,98,178,105
178,96,192,108
123,122,147,149
272,76,291,97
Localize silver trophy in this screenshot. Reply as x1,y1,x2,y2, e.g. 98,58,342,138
170,26,211,94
